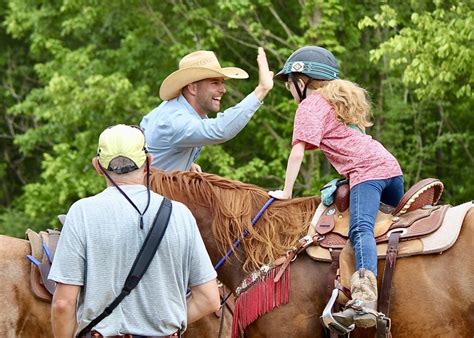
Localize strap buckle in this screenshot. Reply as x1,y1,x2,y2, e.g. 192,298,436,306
376,314,392,338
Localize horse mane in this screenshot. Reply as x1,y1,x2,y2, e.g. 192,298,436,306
150,169,320,272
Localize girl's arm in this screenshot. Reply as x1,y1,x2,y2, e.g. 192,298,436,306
269,141,306,199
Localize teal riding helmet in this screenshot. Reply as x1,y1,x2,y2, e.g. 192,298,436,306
275,46,339,81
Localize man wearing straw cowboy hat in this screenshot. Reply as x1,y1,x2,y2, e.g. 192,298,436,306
140,47,273,172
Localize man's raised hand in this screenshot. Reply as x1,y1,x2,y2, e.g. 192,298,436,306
254,47,274,101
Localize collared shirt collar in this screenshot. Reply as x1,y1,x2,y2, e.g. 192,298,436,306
176,95,207,119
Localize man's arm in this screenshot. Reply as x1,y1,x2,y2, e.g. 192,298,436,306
187,279,220,324
172,47,274,147
52,283,81,338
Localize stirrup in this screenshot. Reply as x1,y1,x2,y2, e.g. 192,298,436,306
320,288,356,335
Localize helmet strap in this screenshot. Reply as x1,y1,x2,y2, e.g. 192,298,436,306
289,73,308,102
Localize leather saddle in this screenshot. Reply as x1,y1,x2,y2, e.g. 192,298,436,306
313,178,446,249
25,217,63,302
314,178,449,335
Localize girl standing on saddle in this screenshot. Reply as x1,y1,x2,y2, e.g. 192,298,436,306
268,46,404,329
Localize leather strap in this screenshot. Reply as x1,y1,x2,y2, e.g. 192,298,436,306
379,231,401,315
274,235,315,282
326,249,341,303
77,198,173,337
377,323,392,338
326,249,343,338
273,250,296,283
377,231,401,338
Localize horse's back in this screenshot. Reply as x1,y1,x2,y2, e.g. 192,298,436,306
245,206,473,338
387,206,474,337
0,235,52,337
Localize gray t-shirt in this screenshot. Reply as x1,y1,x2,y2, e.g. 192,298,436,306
49,185,216,336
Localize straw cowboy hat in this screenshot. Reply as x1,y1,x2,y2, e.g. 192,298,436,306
159,51,249,100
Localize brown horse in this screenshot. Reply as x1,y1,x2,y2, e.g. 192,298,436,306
1,169,472,337
0,234,233,337
0,234,232,337
150,169,474,338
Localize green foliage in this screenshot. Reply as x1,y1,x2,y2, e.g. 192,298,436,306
0,0,40,208
367,2,473,101
361,1,474,202
0,207,50,239
0,0,472,236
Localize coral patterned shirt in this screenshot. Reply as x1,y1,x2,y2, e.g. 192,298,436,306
292,93,402,188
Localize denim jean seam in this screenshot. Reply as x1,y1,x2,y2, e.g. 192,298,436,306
356,232,364,270
355,186,365,270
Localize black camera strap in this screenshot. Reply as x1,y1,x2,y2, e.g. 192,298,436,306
76,197,172,337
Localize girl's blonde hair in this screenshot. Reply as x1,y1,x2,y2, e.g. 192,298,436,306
301,77,373,131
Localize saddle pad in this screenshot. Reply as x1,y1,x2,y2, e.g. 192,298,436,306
307,202,472,262
420,201,472,253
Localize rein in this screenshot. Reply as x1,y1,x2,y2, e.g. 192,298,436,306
213,197,275,271
186,197,275,303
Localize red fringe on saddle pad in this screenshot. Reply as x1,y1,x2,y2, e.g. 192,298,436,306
231,266,290,338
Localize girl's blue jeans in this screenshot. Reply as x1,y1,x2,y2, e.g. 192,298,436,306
349,176,404,276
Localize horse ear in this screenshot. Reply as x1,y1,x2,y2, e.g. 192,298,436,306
57,214,66,225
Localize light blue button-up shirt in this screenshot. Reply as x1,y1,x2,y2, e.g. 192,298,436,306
140,92,262,171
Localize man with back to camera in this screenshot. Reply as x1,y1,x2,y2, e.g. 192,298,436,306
140,47,274,172
49,124,220,337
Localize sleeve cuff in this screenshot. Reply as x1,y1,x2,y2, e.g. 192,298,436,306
248,91,264,107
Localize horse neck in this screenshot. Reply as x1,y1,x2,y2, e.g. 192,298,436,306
177,194,248,290
148,170,320,291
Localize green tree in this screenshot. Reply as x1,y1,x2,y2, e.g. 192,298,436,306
0,0,43,237
1,0,472,236
360,1,474,201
